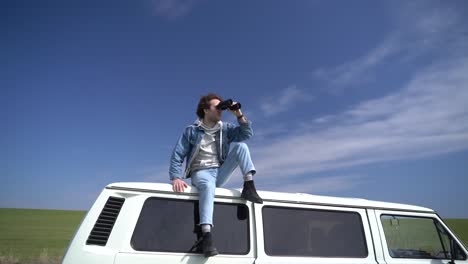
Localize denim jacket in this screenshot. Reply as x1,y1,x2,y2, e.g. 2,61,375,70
169,119,253,181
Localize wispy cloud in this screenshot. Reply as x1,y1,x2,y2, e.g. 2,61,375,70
312,1,463,91
250,2,468,195
312,34,401,89
252,123,290,141
224,172,366,195
260,85,313,116
259,175,367,194
148,1,468,196
251,3,467,194
151,0,200,20
253,54,468,182
159,58,468,193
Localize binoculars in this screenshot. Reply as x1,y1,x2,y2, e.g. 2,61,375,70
216,99,241,111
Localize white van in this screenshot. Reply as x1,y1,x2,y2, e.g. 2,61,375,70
62,182,467,264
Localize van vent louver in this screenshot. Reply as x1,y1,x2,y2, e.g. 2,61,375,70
86,196,125,246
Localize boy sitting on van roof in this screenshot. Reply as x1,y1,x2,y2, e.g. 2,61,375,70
169,93,263,257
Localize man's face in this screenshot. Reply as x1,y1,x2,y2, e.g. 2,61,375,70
204,99,222,122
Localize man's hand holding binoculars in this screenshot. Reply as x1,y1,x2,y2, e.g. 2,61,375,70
216,99,246,123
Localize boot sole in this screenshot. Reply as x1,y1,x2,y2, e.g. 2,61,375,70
204,249,219,257
241,194,263,204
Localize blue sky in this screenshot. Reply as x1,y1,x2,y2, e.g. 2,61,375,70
2,0,468,218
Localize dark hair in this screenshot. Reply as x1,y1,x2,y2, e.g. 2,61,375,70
196,93,223,119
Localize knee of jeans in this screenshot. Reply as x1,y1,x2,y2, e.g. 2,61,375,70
232,142,248,152
196,180,215,193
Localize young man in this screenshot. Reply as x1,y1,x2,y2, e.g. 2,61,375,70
169,93,262,257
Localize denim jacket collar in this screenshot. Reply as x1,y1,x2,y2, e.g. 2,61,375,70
193,119,223,128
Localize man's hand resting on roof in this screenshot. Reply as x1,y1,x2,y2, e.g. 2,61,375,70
172,178,188,192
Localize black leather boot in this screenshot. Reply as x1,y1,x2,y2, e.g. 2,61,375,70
201,232,218,257
241,180,263,203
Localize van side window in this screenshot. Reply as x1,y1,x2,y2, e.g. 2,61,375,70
262,206,368,258
381,215,467,260
131,197,249,255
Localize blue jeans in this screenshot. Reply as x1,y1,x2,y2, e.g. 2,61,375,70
190,142,256,226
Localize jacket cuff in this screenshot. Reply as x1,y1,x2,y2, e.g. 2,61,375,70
239,120,252,126
170,176,181,181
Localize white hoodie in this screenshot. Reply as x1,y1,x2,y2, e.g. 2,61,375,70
190,120,222,172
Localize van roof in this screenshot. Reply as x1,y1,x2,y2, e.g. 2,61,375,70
106,182,434,213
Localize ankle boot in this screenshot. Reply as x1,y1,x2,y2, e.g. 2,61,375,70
201,232,218,257
241,180,263,203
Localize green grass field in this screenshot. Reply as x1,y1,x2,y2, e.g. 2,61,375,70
445,219,468,247
0,208,467,262
0,208,86,262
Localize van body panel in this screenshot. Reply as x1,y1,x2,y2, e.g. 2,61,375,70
106,183,433,213
62,182,462,264
366,210,387,264
114,252,255,264
61,248,118,264
62,189,122,264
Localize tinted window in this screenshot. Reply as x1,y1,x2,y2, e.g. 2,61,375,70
381,215,467,260
263,206,368,257
131,197,249,254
